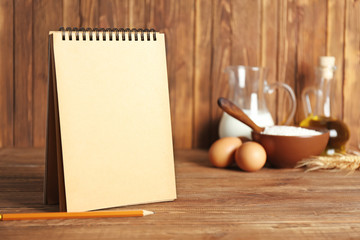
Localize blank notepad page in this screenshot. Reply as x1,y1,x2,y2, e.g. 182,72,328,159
51,30,176,212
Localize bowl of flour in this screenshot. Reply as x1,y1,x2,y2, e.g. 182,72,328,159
252,126,329,168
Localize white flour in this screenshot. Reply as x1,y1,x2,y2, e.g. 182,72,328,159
262,126,321,136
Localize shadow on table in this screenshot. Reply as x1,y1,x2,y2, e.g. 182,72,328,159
1,176,59,212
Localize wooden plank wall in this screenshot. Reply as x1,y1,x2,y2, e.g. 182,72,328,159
0,0,359,150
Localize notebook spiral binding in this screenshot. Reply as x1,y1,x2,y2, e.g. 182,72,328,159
59,27,157,41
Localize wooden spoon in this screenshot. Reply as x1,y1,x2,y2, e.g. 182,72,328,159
217,97,265,133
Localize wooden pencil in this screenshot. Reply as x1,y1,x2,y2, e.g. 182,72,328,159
0,210,154,221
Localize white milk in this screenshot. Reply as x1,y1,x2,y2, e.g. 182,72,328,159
219,110,274,139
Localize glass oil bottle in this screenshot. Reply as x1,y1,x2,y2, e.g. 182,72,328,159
300,56,350,155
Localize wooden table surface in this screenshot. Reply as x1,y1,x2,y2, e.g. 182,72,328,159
1,148,360,239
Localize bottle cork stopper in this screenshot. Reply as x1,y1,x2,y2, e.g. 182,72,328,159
319,56,335,79
319,56,335,67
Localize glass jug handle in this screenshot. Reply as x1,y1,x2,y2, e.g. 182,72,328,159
301,87,317,117
266,82,296,125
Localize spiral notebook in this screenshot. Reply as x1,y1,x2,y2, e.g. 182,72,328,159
45,28,177,212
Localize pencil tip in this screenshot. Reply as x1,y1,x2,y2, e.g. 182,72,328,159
143,210,154,216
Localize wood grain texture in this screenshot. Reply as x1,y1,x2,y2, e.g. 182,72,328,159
63,0,80,27
327,0,345,121
99,0,128,28
2,148,360,239
1,0,359,149
211,0,231,142
14,0,33,147
231,0,261,66
277,0,298,125
0,0,14,147
33,0,63,147
262,0,279,123
80,0,99,27
193,0,212,148
129,0,146,28
296,0,327,122
148,0,195,149
344,0,360,149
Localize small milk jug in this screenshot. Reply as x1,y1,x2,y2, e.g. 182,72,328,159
219,65,296,139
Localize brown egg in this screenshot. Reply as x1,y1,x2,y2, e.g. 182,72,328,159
235,141,266,172
209,137,242,168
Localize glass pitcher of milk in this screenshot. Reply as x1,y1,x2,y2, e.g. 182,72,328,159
219,65,296,139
